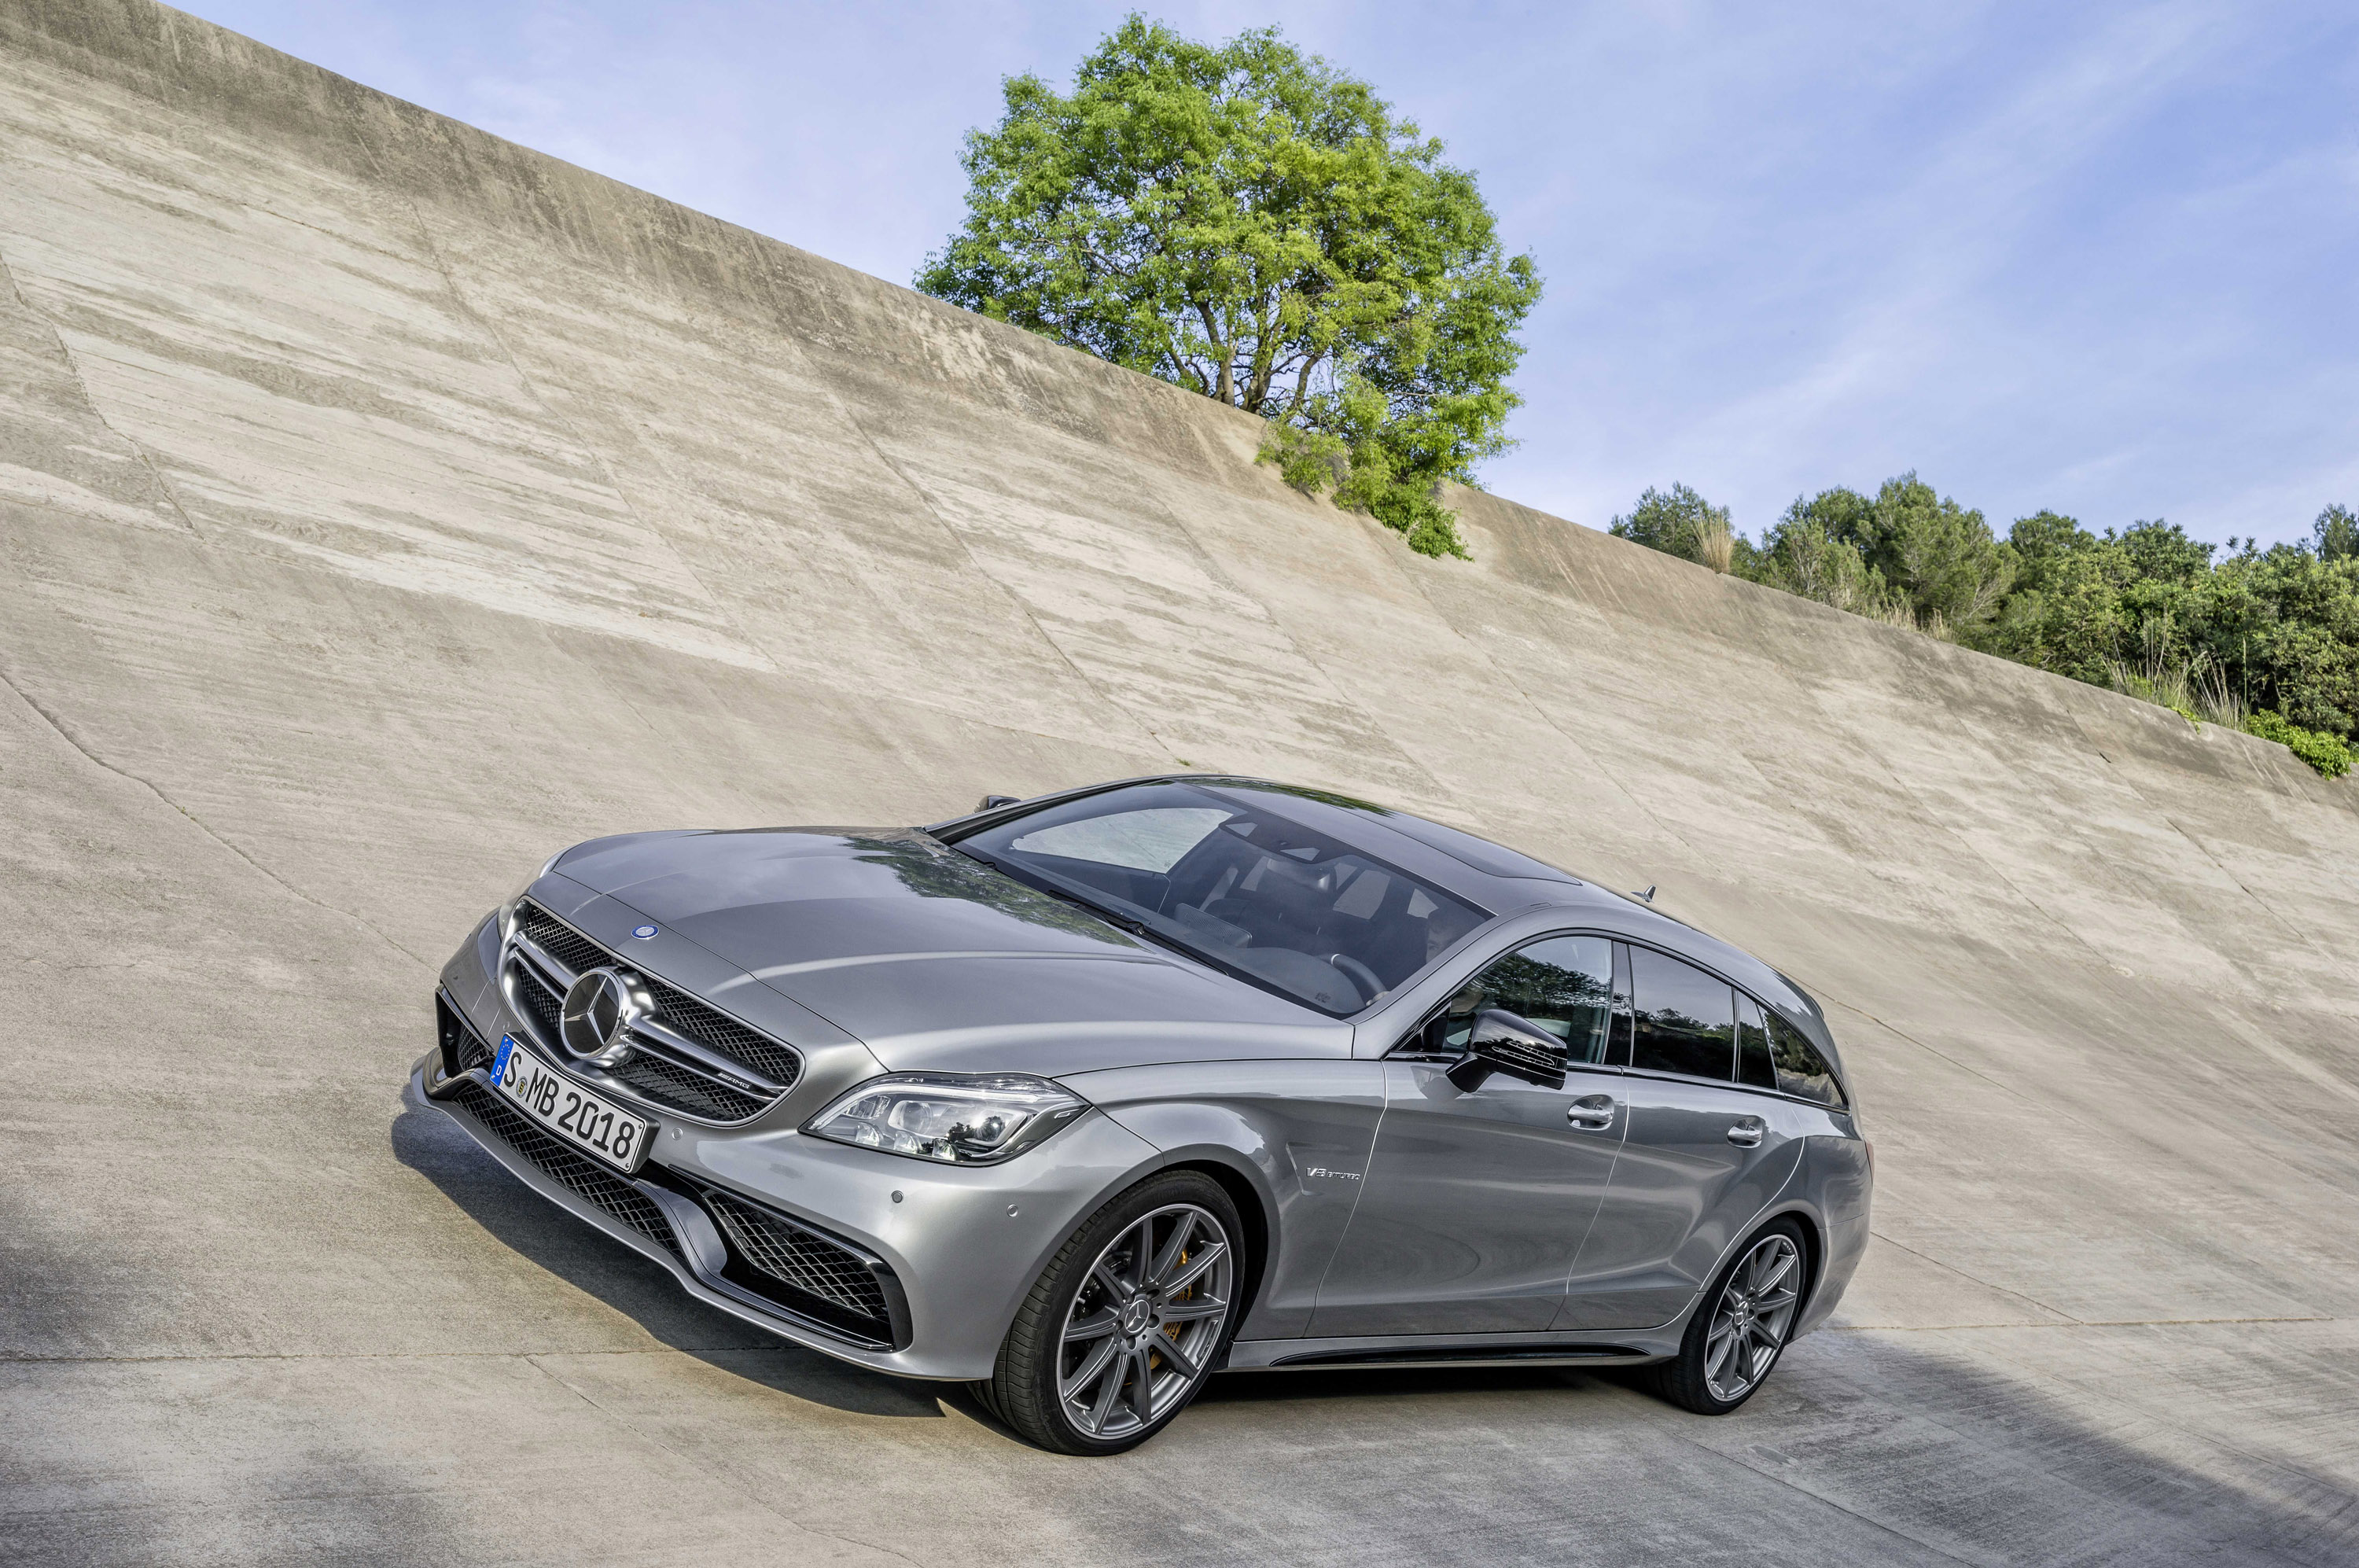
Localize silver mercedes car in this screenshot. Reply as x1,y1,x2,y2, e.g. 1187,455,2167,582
410,776,1871,1453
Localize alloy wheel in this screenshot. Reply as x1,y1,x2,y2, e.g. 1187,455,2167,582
1055,1202,1234,1440
1702,1231,1801,1403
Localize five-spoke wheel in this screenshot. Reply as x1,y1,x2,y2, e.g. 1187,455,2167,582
977,1171,1242,1454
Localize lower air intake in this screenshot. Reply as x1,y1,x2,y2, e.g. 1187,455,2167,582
444,1078,682,1261
687,1180,893,1341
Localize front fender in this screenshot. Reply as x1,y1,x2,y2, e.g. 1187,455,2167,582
1057,1059,1387,1339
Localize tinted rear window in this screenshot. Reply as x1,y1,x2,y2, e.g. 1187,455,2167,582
1766,1010,1846,1106
1628,947,1735,1080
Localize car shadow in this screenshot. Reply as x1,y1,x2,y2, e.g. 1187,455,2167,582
388,1104,947,1420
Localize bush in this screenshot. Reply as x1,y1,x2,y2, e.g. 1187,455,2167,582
2243,709,2354,778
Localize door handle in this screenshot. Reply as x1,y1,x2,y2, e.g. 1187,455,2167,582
1727,1117,1765,1147
1566,1095,1616,1130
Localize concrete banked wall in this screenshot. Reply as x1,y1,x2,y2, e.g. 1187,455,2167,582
7,3,2359,1562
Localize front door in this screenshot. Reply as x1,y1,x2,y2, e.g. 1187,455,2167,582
1312,934,1625,1338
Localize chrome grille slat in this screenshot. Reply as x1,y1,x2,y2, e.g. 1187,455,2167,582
505,900,801,1123
511,930,578,993
625,1014,785,1094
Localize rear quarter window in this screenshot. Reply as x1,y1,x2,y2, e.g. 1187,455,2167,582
1765,1010,1846,1106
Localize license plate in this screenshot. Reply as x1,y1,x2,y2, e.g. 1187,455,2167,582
490,1034,653,1173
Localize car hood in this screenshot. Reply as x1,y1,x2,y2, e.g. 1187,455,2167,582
551,828,1351,1075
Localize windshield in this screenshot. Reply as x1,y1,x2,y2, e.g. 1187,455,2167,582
950,782,1490,1016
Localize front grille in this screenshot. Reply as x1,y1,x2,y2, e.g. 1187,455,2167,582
608,1051,771,1121
517,906,606,975
443,1078,682,1259
510,968,564,1043
683,1178,892,1339
508,900,801,1121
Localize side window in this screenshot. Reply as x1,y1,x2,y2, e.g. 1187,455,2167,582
1627,947,1735,1080
1735,995,1776,1089
1765,1010,1846,1106
1408,934,1615,1066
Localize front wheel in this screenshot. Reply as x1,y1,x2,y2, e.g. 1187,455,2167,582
974,1170,1242,1455
1640,1218,1807,1414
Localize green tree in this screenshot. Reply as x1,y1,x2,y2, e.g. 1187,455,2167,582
915,16,1541,558
1609,483,1735,571
1830,474,2018,639
1987,511,2128,683
1751,486,1893,615
2316,503,2358,561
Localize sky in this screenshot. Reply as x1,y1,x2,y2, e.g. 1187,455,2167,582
190,2,2359,549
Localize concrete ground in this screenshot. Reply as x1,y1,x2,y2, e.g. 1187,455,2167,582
4,3,2357,1562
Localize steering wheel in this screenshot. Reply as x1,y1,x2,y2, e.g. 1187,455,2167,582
1327,953,1385,1004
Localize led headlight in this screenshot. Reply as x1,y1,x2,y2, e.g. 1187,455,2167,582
802,1073,1089,1165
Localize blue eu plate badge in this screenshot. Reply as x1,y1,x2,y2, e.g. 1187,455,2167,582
492,1033,516,1081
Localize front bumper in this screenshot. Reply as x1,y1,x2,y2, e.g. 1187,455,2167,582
419,946,1164,1380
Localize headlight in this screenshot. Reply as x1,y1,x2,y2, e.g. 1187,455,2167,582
802,1073,1089,1165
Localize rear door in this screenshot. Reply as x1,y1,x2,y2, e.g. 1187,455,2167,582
1312,935,1626,1337
1555,945,1803,1331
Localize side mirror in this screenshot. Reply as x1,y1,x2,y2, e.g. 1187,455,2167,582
976,793,1021,812
1446,1008,1571,1092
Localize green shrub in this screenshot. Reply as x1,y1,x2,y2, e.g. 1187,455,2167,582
2243,709,2353,778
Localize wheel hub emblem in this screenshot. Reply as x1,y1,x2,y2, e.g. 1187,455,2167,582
1119,1297,1154,1336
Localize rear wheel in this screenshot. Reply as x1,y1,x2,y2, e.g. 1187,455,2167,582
975,1170,1242,1455
1640,1219,1807,1414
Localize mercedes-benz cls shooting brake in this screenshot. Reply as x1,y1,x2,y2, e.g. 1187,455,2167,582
411,777,1871,1453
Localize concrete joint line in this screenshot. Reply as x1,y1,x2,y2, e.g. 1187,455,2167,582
1832,1315,2339,1334
1382,536,1698,856
2060,689,2324,959
337,114,766,672
1849,1231,2084,1324
0,662,431,971
1824,996,2092,1128
0,243,201,537
1131,469,1444,796
1662,1422,1984,1566
853,424,1176,764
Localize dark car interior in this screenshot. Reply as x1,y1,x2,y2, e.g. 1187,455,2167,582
952,783,1488,1016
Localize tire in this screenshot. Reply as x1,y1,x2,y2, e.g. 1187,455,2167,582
974,1169,1244,1455
1639,1218,1809,1415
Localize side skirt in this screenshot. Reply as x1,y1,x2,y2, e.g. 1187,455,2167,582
1224,1333,1674,1372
